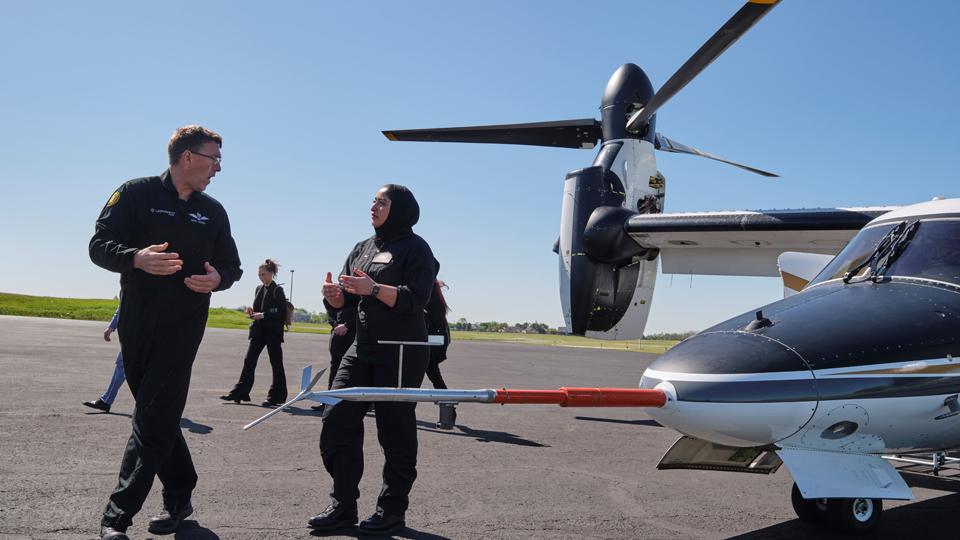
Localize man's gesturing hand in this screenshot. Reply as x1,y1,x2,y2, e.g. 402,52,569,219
133,242,182,275
184,262,222,294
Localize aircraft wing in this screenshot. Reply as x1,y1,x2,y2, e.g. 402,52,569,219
626,207,897,277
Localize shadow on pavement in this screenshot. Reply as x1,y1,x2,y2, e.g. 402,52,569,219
415,420,547,447
728,493,960,539
238,402,544,446
180,418,213,434
222,402,322,417
282,405,324,418
309,525,451,539
84,410,133,418
173,520,220,539
900,470,960,492
574,416,662,427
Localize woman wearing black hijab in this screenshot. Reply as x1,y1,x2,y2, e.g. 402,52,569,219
310,184,437,536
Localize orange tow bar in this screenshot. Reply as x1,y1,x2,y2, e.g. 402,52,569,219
494,387,666,408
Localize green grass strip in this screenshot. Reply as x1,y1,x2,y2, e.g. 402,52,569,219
0,292,674,351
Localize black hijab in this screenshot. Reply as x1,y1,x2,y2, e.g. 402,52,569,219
374,184,419,244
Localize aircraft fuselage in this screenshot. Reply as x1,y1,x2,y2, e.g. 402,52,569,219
641,276,960,453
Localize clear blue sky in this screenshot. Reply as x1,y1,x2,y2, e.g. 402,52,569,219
1,1,957,333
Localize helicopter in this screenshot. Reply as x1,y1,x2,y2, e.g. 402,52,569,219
247,0,960,534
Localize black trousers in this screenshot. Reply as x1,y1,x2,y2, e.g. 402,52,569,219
232,336,287,402
319,344,427,514
327,331,355,389
425,357,447,389
102,293,206,529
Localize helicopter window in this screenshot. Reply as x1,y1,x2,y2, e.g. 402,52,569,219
810,223,896,285
886,220,960,285
811,220,960,286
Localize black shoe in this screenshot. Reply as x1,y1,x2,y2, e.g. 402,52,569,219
262,400,284,407
83,399,111,413
311,404,326,412
359,507,405,535
98,526,129,540
219,393,250,404
147,502,193,535
309,501,358,532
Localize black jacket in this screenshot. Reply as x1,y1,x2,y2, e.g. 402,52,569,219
328,304,358,358
331,304,358,332
89,170,242,313
326,233,436,355
425,293,450,363
249,282,286,342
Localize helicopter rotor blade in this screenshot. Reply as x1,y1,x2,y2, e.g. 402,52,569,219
655,133,778,177
626,0,781,133
383,118,603,149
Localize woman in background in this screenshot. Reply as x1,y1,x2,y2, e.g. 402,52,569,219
424,279,450,390
220,259,288,407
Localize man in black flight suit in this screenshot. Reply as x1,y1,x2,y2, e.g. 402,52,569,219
89,125,242,540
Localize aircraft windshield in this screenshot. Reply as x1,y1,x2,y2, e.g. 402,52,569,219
811,220,960,286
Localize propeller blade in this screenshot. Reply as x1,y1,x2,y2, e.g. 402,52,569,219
383,118,602,149
626,0,781,132
655,133,779,177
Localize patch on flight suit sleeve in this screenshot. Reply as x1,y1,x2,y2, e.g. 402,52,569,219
106,191,121,207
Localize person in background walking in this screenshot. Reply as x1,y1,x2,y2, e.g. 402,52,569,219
83,302,125,413
424,279,456,428
424,280,451,390
221,259,289,407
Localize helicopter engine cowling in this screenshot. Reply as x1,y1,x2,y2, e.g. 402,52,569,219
559,165,657,337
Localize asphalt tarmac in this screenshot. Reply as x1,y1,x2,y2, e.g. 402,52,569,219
2,315,959,539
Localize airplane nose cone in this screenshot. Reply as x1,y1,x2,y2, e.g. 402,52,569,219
640,331,818,447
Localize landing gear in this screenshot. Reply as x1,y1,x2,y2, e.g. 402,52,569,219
790,483,882,534
790,483,828,523
826,497,882,534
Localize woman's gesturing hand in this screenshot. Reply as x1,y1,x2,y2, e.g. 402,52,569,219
322,270,345,307
339,268,375,296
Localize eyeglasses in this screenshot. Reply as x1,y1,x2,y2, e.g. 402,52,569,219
191,150,222,165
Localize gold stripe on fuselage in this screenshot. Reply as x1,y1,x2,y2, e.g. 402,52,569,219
838,363,960,376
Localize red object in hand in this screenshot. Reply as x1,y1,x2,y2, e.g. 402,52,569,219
325,271,333,283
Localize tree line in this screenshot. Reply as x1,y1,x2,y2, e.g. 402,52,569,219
237,306,697,340
451,318,553,334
